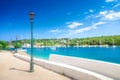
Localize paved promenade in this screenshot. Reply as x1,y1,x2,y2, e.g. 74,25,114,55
0,51,71,80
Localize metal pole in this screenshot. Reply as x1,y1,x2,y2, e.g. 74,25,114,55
30,20,34,72
16,35,18,53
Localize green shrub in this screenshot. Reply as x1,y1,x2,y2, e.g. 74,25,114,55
0,41,8,50
0,44,2,50
13,42,22,48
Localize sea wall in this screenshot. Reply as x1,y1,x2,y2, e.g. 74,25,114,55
14,54,113,80
49,54,120,80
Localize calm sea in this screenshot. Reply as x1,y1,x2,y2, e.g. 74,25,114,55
26,47,120,64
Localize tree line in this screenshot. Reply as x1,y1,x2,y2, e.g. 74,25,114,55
16,35,120,47
0,35,120,50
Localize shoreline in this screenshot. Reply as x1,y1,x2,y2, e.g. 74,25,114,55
20,47,120,64
17,49,120,65
22,45,120,48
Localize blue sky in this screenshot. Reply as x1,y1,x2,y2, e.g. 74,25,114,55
0,0,120,41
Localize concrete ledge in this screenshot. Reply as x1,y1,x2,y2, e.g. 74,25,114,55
14,54,114,80
49,54,120,80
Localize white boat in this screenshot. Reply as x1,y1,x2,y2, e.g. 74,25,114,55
112,39,116,48
112,45,116,48
50,46,56,50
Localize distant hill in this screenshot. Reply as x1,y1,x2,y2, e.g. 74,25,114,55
11,35,120,47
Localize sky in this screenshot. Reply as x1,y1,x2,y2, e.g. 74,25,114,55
0,0,120,41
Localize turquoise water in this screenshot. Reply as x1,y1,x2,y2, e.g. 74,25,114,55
26,47,120,64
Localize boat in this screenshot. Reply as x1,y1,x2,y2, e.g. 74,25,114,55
112,39,116,48
50,46,56,50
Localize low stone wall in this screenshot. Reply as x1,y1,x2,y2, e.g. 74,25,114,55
49,54,120,80
14,54,113,80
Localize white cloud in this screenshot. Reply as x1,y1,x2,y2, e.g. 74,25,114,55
66,26,96,37
50,29,62,33
93,22,106,26
89,9,94,13
67,22,83,29
86,14,95,19
71,26,96,34
65,21,106,37
99,11,107,15
52,21,106,38
98,10,120,20
105,0,114,2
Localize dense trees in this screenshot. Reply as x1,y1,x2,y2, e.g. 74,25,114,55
13,42,22,48
0,40,22,50
1,35,120,50
19,35,120,46
0,41,9,50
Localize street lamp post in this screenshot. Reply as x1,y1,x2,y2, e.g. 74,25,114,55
16,35,18,53
29,11,34,72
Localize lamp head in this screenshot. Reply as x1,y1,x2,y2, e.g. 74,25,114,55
29,11,34,21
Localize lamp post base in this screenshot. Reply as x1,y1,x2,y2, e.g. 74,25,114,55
29,62,34,72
